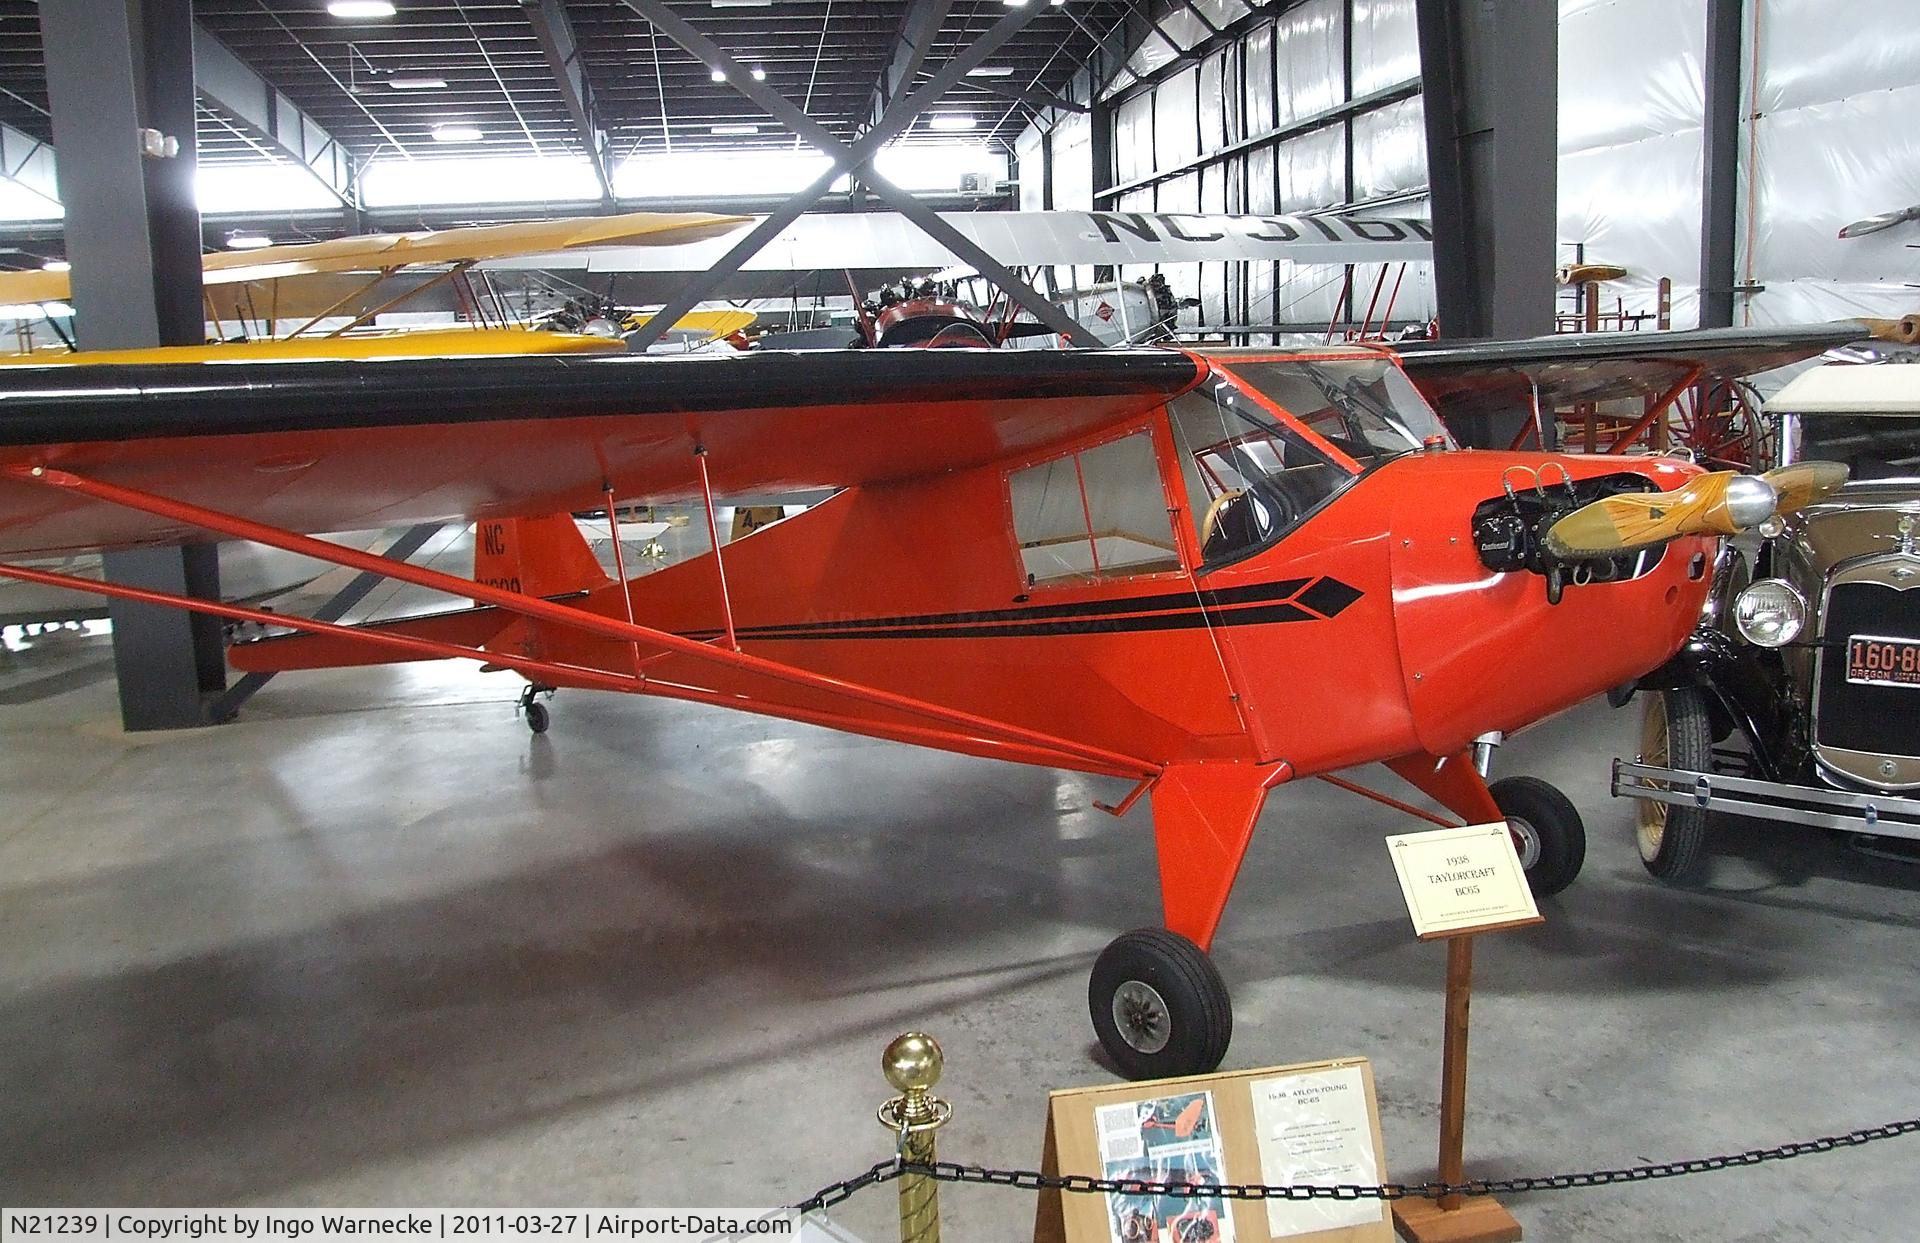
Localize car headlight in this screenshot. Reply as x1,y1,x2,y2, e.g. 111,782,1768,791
1734,578,1807,647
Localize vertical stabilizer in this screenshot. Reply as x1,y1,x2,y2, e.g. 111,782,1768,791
473,514,611,601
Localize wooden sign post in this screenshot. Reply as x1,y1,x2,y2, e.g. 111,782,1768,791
1382,823,1543,1243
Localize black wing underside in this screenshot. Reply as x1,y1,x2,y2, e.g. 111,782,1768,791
1393,322,1880,422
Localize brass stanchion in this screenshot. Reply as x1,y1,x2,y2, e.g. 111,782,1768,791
877,1033,952,1243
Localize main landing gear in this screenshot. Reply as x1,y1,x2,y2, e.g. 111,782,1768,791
1491,775,1586,898
518,682,555,734
1089,928,1233,1080
1086,751,1587,1081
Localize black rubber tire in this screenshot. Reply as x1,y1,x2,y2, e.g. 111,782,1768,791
1637,688,1714,883
1089,928,1233,1081
525,701,550,734
1490,775,1586,898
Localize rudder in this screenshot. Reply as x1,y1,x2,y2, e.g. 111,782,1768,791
473,513,611,601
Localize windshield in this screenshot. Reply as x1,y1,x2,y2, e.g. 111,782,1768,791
1169,382,1355,565
1798,414,1920,484
1214,356,1450,466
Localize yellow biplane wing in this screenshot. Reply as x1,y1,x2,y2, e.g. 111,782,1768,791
0,311,759,367
0,210,749,304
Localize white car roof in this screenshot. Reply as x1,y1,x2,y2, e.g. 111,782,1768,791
1768,363,1920,414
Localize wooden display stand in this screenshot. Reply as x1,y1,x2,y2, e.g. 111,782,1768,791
1389,925,1535,1243
1035,1059,1394,1243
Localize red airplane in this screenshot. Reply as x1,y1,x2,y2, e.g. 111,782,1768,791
0,326,1873,1078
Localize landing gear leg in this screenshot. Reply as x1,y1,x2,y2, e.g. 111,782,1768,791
1387,749,1586,898
1090,762,1280,1079
518,682,554,734
1090,928,1233,1080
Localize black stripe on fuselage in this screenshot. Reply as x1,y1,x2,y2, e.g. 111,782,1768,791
676,575,1361,643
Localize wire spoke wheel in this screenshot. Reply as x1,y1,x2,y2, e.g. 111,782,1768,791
1636,689,1672,860
1636,687,1716,882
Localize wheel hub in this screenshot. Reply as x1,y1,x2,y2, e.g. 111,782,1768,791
1508,816,1542,870
1111,980,1171,1054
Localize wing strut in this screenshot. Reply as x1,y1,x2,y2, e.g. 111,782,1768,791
3,465,1161,781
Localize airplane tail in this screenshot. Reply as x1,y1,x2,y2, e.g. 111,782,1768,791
473,513,611,601
227,513,611,674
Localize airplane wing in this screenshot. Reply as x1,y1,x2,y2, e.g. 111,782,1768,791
0,210,751,304
1392,320,1916,421
0,347,1200,557
488,211,1435,278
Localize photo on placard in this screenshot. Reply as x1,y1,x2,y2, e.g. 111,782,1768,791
1093,1090,1235,1243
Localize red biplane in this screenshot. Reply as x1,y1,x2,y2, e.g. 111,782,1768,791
0,325,1871,1077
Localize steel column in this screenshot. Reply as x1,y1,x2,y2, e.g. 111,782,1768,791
1415,0,1557,446
1700,0,1744,329
42,0,224,730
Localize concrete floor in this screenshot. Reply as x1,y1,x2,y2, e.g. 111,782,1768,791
3,628,1919,1241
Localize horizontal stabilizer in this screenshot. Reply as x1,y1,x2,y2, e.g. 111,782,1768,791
227,606,513,672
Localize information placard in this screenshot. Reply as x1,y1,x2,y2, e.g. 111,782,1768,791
1034,1058,1391,1243
1249,1066,1380,1239
1384,822,1541,939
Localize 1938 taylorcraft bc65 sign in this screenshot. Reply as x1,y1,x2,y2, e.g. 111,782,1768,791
0,326,1868,1077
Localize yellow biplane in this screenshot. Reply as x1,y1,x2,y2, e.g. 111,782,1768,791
0,209,754,363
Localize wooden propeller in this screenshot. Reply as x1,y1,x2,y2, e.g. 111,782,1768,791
1544,462,1849,560
1760,460,1850,515
1545,472,1771,559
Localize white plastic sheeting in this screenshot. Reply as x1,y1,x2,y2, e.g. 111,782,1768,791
1350,0,1419,98
1351,95,1425,201
1557,0,1920,334
1742,0,1920,326
1017,128,1046,213
1273,0,1344,126
1557,0,1707,329
1037,0,1439,334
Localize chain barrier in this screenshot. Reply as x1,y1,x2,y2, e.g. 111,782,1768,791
790,1116,1920,1214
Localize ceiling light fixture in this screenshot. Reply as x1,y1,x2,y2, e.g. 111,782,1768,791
225,232,273,250
710,67,727,82
387,74,448,90
711,124,760,135
431,122,483,142
41,259,70,273
710,0,774,7
966,66,1016,77
929,115,978,131
327,0,397,18
750,65,767,81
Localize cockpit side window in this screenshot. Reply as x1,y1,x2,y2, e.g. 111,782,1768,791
1169,384,1356,566
1009,429,1183,586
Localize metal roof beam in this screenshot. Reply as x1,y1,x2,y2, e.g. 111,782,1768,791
866,1,950,131
956,79,1089,117
191,24,354,206
520,0,615,205
620,0,1097,349
0,120,61,214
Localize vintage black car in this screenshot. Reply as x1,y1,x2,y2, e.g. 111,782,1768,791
1615,363,1920,879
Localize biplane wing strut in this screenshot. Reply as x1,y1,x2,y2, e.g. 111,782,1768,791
0,464,1162,783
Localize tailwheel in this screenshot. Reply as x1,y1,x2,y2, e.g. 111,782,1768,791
1090,928,1232,1081
518,683,554,734
1636,688,1715,883
1490,775,1586,898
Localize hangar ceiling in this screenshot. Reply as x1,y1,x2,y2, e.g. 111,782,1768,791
0,1,1130,169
